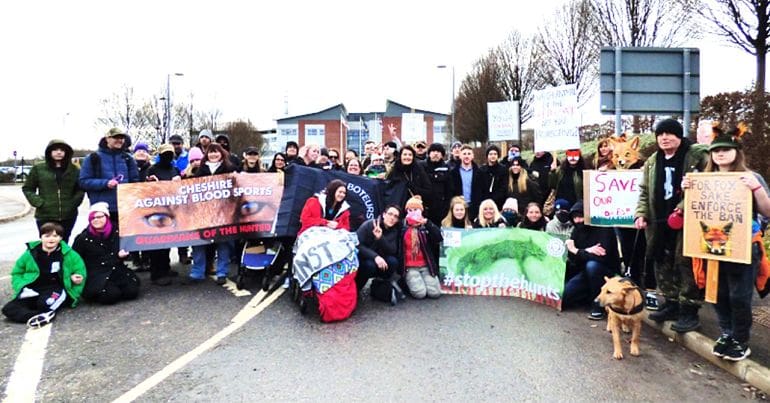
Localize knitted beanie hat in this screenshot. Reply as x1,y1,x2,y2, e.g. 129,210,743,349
405,195,424,211
655,118,684,139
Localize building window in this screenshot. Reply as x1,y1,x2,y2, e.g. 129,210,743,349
305,124,325,146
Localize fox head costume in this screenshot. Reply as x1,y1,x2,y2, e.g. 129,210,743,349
609,135,640,170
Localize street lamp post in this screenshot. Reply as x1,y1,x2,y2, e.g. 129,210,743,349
437,65,455,143
164,73,184,142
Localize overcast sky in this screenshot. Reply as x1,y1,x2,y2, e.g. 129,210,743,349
0,0,761,159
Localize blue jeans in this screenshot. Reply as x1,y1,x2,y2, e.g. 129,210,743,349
713,243,760,343
563,260,612,309
191,242,232,279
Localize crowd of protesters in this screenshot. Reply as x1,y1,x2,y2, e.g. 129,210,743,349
6,120,770,362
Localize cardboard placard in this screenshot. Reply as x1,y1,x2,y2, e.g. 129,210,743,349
683,172,752,264
583,170,643,227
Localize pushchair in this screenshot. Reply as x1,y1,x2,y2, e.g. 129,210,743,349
236,238,292,291
288,227,359,322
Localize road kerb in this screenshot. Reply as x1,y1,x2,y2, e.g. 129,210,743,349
644,314,770,393
0,202,31,224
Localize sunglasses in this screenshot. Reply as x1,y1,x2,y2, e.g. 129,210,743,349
415,144,426,149
329,155,339,159
246,152,259,156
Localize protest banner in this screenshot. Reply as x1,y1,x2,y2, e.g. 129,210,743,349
533,84,580,152
583,170,643,227
118,173,283,251
439,228,567,310
400,113,425,144
487,101,520,142
683,172,752,264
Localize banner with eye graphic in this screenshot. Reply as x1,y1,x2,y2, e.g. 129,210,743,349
117,173,284,251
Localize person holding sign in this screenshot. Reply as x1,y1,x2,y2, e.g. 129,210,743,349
681,125,770,361
635,118,709,333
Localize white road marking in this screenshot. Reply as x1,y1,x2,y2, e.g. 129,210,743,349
208,275,252,297
112,288,284,403
3,325,53,403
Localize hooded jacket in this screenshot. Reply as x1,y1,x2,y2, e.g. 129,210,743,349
11,240,87,307
78,138,140,212
298,192,351,235
72,226,138,299
22,139,84,221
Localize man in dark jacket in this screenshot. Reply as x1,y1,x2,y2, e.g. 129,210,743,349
563,201,620,320
480,144,508,210
143,144,182,286
22,139,84,242
355,205,402,291
79,128,140,229
422,143,452,226
449,145,487,219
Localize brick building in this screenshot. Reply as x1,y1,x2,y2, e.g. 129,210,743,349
272,100,449,155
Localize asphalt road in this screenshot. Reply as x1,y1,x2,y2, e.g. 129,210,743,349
0,197,760,401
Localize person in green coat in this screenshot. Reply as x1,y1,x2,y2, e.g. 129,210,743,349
22,139,84,243
2,222,86,328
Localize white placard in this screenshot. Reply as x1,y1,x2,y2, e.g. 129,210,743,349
487,101,520,141
401,113,425,144
533,84,580,152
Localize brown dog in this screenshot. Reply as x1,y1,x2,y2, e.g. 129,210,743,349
595,276,645,359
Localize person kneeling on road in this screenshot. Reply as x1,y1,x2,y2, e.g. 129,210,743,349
72,202,140,304
2,222,86,328
356,204,404,302
400,196,442,299
562,201,621,320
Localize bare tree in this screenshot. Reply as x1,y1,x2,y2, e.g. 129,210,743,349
96,86,150,134
590,0,700,47
495,31,545,123
453,50,507,144
537,0,599,105
697,0,769,94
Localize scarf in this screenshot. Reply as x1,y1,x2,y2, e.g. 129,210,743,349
405,216,422,261
652,139,690,260
87,218,113,239
520,217,546,231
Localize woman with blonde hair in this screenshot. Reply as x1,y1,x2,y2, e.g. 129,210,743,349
507,157,541,216
441,196,472,229
472,199,507,228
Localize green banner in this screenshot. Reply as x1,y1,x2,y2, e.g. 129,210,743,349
439,228,568,310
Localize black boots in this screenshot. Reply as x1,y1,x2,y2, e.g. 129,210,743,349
671,304,701,333
649,299,678,323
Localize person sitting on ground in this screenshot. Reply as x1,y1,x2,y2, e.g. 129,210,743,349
2,222,86,328
442,196,472,229
299,179,351,235
400,196,442,299
472,198,507,228
500,197,520,228
72,202,140,302
562,201,621,320
518,202,548,231
356,205,402,292
545,199,574,237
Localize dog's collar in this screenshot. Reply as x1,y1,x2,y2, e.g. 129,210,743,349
609,280,645,315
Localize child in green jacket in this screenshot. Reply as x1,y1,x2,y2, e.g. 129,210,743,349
2,222,86,328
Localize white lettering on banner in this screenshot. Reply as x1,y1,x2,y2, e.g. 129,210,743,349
346,183,375,219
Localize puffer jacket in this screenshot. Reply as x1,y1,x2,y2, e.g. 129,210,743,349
72,227,139,299
22,139,84,221
78,138,140,212
11,240,87,307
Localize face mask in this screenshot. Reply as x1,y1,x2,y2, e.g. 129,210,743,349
160,153,174,164
556,210,570,223
501,210,517,225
